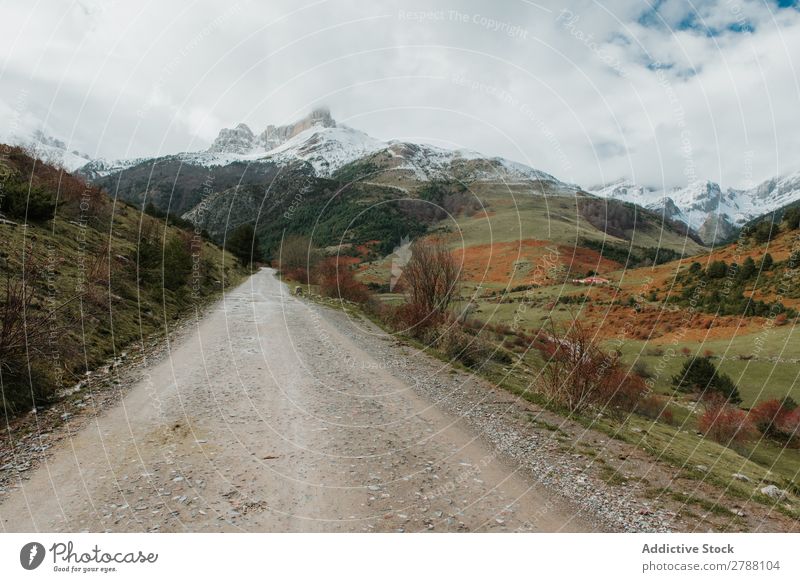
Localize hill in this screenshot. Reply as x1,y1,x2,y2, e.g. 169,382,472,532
0,146,246,416
341,200,800,522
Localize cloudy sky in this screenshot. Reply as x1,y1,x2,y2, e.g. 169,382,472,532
1,0,798,189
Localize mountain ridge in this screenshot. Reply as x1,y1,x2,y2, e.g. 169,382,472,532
589,173,800,244
14,110,798,247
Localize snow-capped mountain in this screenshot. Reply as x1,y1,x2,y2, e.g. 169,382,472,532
207,123,257,154
202,107,372,171
78,108,576,190
194,109,576,187
264,123,386,176
589,175,800,244
0,130,93,173
370,141,568,185
66,107,798,245
589,179,656,205
260,107,336,150
93,108,386,176
79,156,150,179
746,171,800,211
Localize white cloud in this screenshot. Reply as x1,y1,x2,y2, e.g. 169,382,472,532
0,0,798,189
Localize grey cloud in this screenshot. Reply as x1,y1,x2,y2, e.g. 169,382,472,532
0,0,798,190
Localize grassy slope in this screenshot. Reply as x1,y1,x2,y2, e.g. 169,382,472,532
448,189,704,250
1,149,246,414
360,187,705,290
475,230,800,511
609,227,800,406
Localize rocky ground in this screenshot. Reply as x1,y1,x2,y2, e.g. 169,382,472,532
0,269,794,532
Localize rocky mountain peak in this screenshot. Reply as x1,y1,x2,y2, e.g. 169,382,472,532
208,123,255,154
674,180,723,213
259,107,336,150
207,109,338,155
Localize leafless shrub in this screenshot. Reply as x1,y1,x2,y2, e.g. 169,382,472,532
398,237,460,333
315,256,371,303
699,396,755,446
436,325,492,368
0,248,75,413
536,318,646,414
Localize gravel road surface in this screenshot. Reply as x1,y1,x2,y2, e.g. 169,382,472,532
0,269,598,532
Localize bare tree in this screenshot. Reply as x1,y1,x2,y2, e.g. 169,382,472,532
537,318,644,414
401,237,460,324
1,254,52,367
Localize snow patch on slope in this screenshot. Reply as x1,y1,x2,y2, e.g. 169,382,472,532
264,125,386,176
0,130,93,173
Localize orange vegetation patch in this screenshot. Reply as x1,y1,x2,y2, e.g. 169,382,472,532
749,288,800,309
620,231,800,293
471,209,496,219
452,240,623,285
356,241,383,256
335,256,361,268
580,303,768,343
655,314,768,343
556,244,623,276
453,240,552,284
693,233,798,264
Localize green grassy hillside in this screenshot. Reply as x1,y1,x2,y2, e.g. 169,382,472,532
0,146,246,416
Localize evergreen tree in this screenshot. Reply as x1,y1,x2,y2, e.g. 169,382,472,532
162,236,192,291
784,207,800,230
706,260,727,279
226,224,262,265
739,256,756,280
673,356,741,404
752,220,776,243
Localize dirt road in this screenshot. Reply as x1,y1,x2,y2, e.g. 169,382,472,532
0,268,595,532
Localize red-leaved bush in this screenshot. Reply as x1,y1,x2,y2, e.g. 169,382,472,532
636,394,674,424
750,398,800,446
315,257,371,304
390,300,443,339
536,320,646,414
749,399,788,435
749,398,800,446
699,398,754,445
777,408,800,447
602,367,649,413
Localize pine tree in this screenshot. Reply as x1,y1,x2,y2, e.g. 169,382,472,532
784,207,800,230
739,256,756,279
226,224,262,265
673,356,741,404
706,260,727,279
752,220,776,243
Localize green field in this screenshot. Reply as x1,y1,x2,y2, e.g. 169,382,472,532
440,188,705,254
617,324,800,407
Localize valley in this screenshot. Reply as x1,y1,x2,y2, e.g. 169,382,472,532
2,109,799,534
